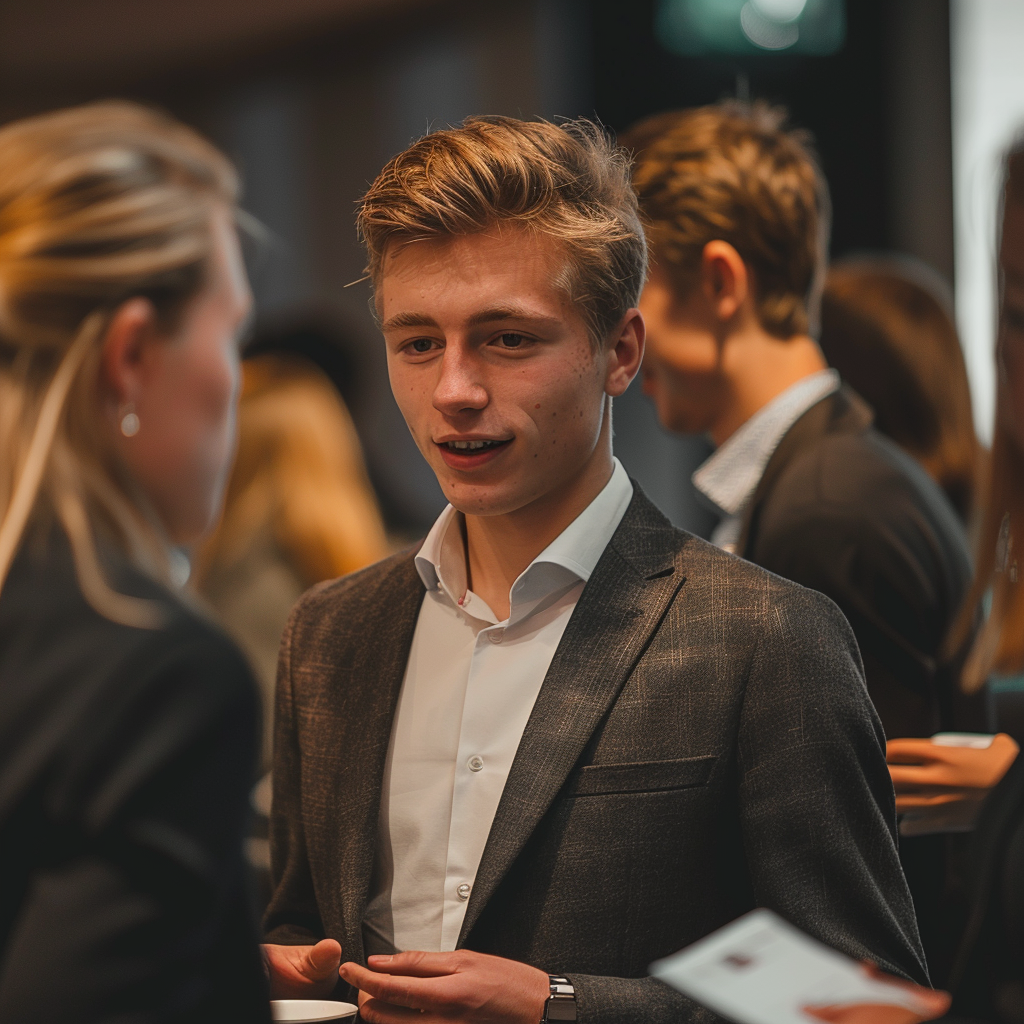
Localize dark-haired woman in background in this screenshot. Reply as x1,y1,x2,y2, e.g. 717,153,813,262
820,258,980,524
0,102,270,1021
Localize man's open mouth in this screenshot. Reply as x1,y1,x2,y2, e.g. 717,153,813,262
440,439,510,452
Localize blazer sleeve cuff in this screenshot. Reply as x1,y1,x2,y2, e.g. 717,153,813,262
568,973,723,1024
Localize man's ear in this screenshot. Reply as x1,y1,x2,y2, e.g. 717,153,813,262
604,308,645,397
100,297,160,408
699,240,749,324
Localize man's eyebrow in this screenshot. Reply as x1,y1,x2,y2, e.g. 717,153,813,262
466,304,560,327
381,305,560,332
381,311,440,331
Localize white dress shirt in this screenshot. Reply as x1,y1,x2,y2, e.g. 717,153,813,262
693,369,840,553
362,459,634,955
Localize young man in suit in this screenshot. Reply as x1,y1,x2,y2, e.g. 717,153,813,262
625,100,978,743
624,101,979,978
261,115,928,1023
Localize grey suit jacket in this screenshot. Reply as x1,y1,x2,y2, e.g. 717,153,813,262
264,487,928,1023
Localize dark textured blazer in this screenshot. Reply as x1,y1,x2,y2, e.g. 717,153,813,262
265,487,927,1023
737,386,979,740
0,533,270,1023
948,751,1024,1022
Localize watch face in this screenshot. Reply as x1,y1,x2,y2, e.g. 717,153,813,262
545,1002,577,1022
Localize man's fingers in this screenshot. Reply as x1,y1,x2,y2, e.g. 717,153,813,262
359,997,435,1023
888,764,961,789
341,961,456,1008
303,938,343,979
262,943,342,999
896,792,963,809
341,962,421,1004
888,764,939,787
915,988,952,1017
886,739,940,764
803,1005,848,1023
367,951,462,977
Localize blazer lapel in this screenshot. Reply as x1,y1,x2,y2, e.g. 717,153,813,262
737,385,873,556
327,554,425,963
458,489,689,944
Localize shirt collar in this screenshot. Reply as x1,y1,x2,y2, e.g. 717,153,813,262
415,458,634,626
693,369,840,517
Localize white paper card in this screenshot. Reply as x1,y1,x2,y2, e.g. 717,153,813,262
649,910,929,1024
931,732,995,749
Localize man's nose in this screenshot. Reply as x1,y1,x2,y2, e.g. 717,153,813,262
433,347,488,414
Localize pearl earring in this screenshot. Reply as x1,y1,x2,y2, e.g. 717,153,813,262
120,404,140,438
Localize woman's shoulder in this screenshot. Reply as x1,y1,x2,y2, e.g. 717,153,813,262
0,534,255,709
0,536,261,825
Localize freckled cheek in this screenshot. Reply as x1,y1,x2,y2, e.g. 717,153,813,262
389,371,435,438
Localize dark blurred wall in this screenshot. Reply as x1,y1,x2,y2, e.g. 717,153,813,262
588,0,954,282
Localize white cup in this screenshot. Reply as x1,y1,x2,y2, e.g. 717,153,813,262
269,999,358,1022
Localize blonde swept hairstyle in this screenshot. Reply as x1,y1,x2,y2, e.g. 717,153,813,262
957,144,1024,690
0,100,239,625
356,115,648,347
624,100,830,339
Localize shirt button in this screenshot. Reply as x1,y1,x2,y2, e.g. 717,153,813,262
457,883,472,901
468,756,484,772
488,629,504,644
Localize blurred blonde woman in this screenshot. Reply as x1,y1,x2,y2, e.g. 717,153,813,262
0,102,270,1020
196,351,388,767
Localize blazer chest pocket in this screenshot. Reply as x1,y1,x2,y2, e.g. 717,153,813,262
567,754,717,797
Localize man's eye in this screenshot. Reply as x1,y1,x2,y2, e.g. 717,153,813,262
408,338,435,354
497,333,527,348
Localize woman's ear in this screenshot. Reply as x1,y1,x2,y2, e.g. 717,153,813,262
699,240,749,323
100,297,160,407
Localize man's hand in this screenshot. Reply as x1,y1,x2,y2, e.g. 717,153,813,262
339,949,550,1024
261,939,343,999
803,963,950,1024
887,733,1018,812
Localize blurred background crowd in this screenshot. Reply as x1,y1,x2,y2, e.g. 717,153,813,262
1,0,1002,539
5,0,1024,1016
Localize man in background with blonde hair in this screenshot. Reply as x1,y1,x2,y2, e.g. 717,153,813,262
261,114,927,1023
625,101,977,977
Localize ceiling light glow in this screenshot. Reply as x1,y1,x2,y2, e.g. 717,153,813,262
655,0,844,57
741,2,800,49
751,0,809,22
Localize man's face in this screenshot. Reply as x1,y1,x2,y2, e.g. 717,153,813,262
638,261,728,436
380,227,617,517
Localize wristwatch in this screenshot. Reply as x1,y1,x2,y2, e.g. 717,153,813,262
541,975,577,1021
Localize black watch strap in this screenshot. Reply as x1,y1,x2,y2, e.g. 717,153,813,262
541,975,577,1022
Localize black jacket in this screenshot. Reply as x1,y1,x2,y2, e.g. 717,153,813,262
949,751,1024,1023
265,486,927,1024
739,386,979,739
0,533,270,1023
